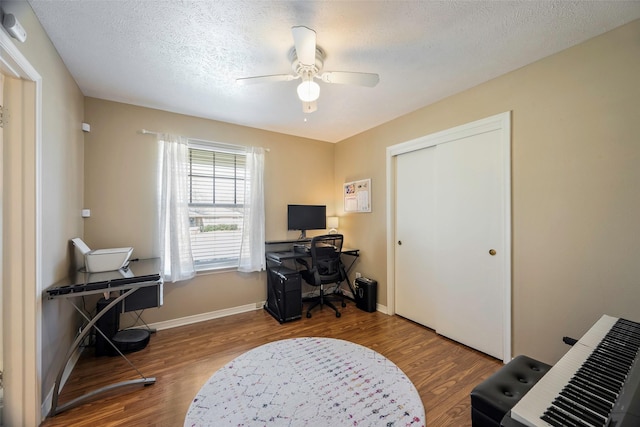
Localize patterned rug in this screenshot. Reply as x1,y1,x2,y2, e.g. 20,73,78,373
184,337,425,426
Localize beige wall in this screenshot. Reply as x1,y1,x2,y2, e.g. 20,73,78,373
2,0,85,412
83,98,336,323
336,20,640,364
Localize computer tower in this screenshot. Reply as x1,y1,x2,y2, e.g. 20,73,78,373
354,277,377,313
265,267,302,323
95,297,121,356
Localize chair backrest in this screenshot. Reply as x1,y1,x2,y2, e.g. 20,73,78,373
309,234,345,284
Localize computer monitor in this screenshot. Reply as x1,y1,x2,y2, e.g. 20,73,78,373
287,205,326,239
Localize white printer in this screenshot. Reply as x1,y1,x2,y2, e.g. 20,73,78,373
71,237,133,273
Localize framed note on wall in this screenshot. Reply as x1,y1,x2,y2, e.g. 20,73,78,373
344,179,371,213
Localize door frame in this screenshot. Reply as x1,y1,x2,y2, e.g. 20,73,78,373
385,112,512,362
1,28,43,425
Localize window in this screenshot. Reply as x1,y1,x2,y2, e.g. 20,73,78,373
187,141,247,270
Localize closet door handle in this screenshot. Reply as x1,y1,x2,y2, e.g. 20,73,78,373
398,240,402,245
489,249,496,256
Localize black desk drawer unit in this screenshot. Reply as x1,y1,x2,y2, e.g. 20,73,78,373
265,267,302,323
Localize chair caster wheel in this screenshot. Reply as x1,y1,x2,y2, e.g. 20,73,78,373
341,302,347,307
306,312,312,318
336,312,341,318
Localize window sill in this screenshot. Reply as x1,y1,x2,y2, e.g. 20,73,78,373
195,266,238,276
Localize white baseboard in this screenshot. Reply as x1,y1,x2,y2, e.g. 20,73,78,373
376,303,388,314
148,303,261,331
146,293,387,333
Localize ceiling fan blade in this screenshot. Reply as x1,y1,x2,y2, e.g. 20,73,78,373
236,74,297,85
319,71,380,87
291,26,317,66
302,100,317,114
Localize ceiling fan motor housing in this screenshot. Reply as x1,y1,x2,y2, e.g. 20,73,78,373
290,47,325,77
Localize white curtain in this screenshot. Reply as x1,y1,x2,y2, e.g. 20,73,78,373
158,134,196,282
238,146,266,272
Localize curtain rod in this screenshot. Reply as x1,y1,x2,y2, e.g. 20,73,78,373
138,129,270,152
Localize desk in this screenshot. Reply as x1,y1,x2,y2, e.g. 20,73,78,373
264,240,359,322
45,258,163,416
266,248,360,281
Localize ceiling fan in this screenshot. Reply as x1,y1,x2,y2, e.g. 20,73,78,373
236,26,380,113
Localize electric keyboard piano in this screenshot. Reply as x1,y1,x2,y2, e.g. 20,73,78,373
504,315,640,427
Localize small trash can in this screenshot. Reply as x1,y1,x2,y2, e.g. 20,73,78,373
354,277,377,312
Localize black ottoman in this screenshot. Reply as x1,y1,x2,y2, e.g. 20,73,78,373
470,355,551,427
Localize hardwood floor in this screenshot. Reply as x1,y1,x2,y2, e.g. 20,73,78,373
40,303,502,426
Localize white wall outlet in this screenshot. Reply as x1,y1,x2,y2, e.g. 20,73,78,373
81,209,91,218
355,272,362,279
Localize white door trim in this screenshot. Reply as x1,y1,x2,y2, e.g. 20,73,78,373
0,29,43,425
386,112,512,362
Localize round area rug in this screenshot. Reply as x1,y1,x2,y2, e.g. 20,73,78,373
184,337,425,426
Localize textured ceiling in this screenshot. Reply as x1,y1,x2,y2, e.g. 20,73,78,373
27,1,640,143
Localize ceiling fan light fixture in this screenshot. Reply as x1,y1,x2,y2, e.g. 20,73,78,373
297,79,320,102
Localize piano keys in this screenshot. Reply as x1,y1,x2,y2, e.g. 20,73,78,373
508,314,640,427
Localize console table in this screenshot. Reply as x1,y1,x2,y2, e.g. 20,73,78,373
45,258,163,416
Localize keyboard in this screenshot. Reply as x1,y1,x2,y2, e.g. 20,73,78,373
509,314,640,427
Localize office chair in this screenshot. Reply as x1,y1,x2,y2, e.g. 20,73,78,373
296,234,347,318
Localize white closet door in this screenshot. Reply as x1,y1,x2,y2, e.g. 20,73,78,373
392,114,509,361
395,146,438,329
434,129,505,359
